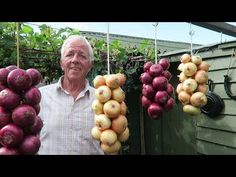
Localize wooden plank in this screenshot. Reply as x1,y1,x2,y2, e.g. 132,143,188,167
208,69,236,82
140,104,146,155
196,126,236,148
220,99,236,115
197,115,236,133
211,83,236,99
196,139,236,155
207,57,236,71
143,109,162,155
162,104,197,154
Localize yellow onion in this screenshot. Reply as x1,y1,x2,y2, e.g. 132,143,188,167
183,104,201,115
178,91,191,105
178,72,188,83
100,129,117,146
190,92,207,107
112,87,125,103
103,100,121,119
92,99,104,115
93,75,106,88
191,55,202,65
118,127,129,142
176,83,183,94
180,53,191,63
198,61,210,72
95,85,112,103
94,114,111,131
111,115,128,134
177,63,185,71
183,62,197,76
183,78,198,93
120,101,127,115
91,126,102,140
197,84,208,94
101,140,121,154
194,70,208,84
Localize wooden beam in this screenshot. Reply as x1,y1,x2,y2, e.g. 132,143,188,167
192,22,236,38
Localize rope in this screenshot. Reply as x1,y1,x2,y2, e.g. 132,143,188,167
189,23,195,56
226,48,236,76
16,22,20,67
107,22,110,75
153,23,158,64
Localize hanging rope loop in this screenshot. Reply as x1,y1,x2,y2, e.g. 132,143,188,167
16,22,20,68
189,23,195,56
153,22,158,64
226,48,236,76
107,22,110,75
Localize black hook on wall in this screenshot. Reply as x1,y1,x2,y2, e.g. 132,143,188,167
224,75,236,100
224,49,236,100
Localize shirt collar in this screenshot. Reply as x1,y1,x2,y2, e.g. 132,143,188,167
56,76,92,98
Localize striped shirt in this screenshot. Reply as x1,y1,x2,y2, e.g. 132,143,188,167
38,77,104,155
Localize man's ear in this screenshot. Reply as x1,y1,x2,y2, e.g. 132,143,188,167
60,60,65,71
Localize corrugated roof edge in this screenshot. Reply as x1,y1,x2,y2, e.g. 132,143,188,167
159,40,236,58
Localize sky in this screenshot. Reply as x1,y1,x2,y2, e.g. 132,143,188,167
28,22,236,45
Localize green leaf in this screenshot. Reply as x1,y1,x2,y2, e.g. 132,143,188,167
21,25,33,34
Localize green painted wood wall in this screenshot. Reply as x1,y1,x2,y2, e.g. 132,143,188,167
124,40,236,155
142,40,236,155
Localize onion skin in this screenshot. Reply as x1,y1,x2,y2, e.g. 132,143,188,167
183,62,197,76
190,92,207,107
100,129,117,146
194,70,208,84
197,84,208,94
183,104,201,115
191,55,202,65
118,127,129,142
178,91,191,105
183,78,198,94
101,140,121,154
91,126,102,140
180,54,191,63
18,135,41,155
198,61,210,72
111,115,128,134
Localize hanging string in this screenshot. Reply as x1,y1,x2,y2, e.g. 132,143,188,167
16,22,20,68
226,49,236,76
153,23,158,64
107,22,110,75
189,23,195,56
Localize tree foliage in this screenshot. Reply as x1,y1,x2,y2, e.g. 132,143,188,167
0,22,158,93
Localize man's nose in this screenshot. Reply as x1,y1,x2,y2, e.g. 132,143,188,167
71,54,80,63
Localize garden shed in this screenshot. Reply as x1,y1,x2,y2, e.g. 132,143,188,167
127,40,236,155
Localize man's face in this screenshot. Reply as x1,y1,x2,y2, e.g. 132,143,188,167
60,40,92,81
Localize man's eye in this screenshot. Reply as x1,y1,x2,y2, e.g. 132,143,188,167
66,53,73,57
